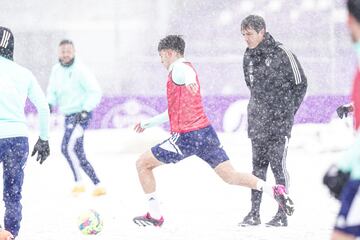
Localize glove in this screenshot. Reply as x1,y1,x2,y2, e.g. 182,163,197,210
31,137,50,164
75,110,89,123
323,165,350,200
336,105,353,119
48,104,53,113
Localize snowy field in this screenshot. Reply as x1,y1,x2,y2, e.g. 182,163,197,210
0,119,355,240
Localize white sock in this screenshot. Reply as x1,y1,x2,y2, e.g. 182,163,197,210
146,192,162,219
256,180,274,197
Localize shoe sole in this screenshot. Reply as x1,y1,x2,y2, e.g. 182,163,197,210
133,218,163,227
134,219,152,227
133,217,164,227
93,192,106,197
238,223,261,227
265,224,288,227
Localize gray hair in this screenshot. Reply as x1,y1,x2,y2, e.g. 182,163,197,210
241,15,266,33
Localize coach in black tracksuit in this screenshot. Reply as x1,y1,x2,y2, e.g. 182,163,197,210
239,15,307,227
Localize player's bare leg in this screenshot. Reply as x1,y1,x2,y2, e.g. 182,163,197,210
133,150,164,226
214,161,259,188
331,230,357,240
136,150,163,193
214,161,294,216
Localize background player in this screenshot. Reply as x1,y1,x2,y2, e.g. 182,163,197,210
0,26,50,238
47,39,105,196
324,1,360,239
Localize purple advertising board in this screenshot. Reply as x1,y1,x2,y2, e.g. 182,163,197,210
26,95,350,132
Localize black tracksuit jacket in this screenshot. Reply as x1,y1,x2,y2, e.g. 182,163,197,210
243,32,307,139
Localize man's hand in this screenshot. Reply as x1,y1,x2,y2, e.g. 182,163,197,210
336,105,353,119
186,82,199,95
48,104,54,113
0,228,14,240
323,165,350,200
31,137,50,164
76,110,89,123
134,122,145,133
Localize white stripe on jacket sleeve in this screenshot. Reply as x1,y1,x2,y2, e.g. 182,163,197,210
279,45,302,85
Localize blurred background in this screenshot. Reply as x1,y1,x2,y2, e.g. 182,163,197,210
1,0,355,130
1,0,353,96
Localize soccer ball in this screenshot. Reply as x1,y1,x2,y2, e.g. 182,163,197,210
78,209,103,235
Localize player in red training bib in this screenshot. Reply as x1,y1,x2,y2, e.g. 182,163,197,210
132,35,294,227
325,1,360,239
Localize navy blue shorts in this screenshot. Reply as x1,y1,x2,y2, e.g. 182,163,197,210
334,179,360,237
151,125,229,168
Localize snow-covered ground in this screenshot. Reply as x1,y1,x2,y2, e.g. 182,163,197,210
0,119,355,240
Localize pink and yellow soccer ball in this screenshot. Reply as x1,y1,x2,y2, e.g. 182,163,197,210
78,209,103,235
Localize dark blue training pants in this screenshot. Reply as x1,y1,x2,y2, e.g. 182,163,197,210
0,137,28,237
61,112,100,185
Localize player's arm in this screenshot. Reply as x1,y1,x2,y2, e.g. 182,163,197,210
28,73,50,164
172,63,198,95
338,132,360,174
184,68,198,95
243,54,251,88
46,68,58,112
28,73,50,141
279,46,307,113
134,110,169,133
28,73,51,164
323,132,360,199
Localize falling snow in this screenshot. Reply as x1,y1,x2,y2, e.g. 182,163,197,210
0,121,349,240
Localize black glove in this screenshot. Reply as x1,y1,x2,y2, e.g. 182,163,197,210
48,104,54,113
31,137,50,164
336,105,352,119
75,110,89,123
323,165,350,200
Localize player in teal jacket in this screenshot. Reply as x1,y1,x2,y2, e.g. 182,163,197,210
0,26,50,239
323,1,360,239
47,39,105,196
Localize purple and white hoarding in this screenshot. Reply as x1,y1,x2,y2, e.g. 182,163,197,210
26,95,350,132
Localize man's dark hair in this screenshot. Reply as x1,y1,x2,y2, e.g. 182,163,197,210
158,35,185,55
241,15,266,33
59,39,74,46
58,39,75,67
348,0,360,22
